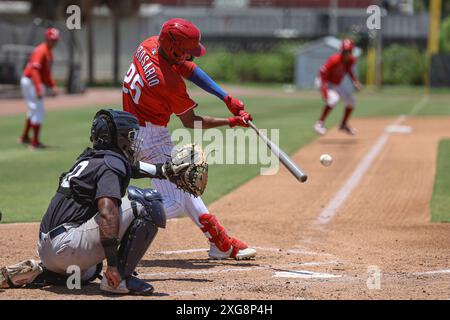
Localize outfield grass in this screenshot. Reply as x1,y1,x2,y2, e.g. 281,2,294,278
431,139,450,222
1,86,450,222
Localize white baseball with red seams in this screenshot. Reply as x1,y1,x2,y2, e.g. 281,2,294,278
320,154,333,167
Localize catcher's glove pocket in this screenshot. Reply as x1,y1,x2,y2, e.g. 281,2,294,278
163,144,208,197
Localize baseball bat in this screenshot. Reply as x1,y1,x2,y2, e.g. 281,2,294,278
247,120,308,183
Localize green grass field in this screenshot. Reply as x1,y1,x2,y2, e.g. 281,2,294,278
1,85,450,223
431,139,450,222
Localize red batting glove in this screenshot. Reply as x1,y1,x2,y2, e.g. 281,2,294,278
224,95,245,116
229,111,253,128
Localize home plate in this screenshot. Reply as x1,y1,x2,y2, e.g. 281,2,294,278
385,125,412,134
273,270,342,279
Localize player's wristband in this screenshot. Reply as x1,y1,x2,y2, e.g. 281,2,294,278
101,238,119,267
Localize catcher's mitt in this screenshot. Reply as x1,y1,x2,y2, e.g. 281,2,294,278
163,144,208,197
0,259,42,289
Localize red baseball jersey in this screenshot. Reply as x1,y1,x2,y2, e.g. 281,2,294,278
319,53,357,85
23,43,56,96
122,36,198,127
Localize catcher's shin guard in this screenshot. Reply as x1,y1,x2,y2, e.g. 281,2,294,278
117,186,166,278
199,213,249,259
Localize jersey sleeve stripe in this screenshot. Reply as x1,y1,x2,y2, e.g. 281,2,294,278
174,103,198,116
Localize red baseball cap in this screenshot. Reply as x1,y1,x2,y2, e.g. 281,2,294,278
45,28,60,41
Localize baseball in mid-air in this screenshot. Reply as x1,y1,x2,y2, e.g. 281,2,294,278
320,154,333,167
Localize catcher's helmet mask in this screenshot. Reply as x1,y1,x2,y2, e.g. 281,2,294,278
90,109,140,163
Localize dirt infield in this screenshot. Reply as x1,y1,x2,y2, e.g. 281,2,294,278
1,116,449,300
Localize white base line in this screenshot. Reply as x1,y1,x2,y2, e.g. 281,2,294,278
409,95,429,116
316,95,428,225
413,269,450,275
157,247,330,256
140,266,267,277
140,261,338,278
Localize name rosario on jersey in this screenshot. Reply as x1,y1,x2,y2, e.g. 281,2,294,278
135,46,160,87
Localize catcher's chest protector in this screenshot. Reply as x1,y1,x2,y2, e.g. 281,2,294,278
58,148,131,202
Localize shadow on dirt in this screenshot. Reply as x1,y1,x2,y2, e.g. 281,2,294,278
318,139,357,145
35,283,170,297
147,277,212,283
139,259,259,270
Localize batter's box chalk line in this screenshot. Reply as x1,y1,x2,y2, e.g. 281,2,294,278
273,270,342,279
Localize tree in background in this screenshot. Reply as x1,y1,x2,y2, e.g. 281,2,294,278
414,0,450,16
440,16,450,53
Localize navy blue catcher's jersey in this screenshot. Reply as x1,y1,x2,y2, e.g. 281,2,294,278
39,148,130,234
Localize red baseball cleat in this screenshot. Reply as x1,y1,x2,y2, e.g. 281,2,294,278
208,239,257,260
199,213,257,260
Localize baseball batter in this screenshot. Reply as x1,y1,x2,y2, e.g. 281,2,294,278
122,18,257,260
18,28,60,149
314,39,362,136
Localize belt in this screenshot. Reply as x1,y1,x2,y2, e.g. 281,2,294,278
40,225,67,241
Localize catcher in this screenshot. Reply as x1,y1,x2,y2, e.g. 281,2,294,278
0,109,208,295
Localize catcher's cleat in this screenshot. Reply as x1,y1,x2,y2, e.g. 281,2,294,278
100,276,154,296
339,124,356,135
208,240,257,260
0,259,43,289
314,121,327,135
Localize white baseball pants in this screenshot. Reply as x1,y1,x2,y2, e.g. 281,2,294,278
315,77,355,108
136,123,208,227
20,76,45,124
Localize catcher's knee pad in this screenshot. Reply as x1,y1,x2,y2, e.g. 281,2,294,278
118,186,166,278
199,213,247,253
127,186,166,228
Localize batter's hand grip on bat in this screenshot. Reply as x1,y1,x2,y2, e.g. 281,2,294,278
248,121,308,183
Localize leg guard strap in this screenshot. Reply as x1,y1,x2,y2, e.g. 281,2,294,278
199,213,232,252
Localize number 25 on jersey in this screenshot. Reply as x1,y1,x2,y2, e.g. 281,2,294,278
123,63,144,104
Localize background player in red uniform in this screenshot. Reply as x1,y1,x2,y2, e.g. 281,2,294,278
314,39,362,136
123,18,257,260
18,28,60,149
